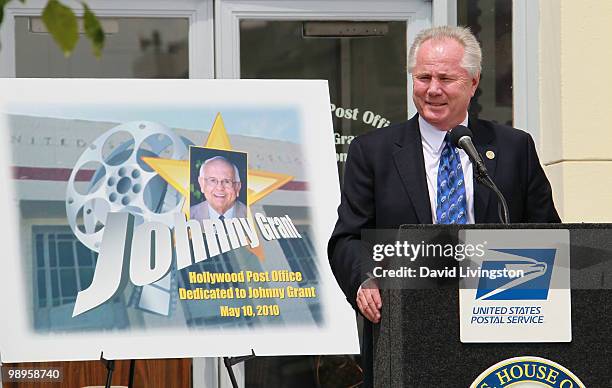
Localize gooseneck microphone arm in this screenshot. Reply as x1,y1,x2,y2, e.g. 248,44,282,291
449,125,510,224
479,174,510,225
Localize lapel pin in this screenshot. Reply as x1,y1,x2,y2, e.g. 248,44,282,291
486,150,495,160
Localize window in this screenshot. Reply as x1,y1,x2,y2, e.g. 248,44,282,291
15,17,189,78
32,226,129,331
458,0,513,125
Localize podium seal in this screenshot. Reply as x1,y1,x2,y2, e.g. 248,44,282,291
470,356,584,387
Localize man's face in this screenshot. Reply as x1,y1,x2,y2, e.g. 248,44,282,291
198,160,241,215
412,38,479,130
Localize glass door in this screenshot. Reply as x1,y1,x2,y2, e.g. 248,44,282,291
213,2,432,386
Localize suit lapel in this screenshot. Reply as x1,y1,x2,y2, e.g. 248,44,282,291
392,116,433,224
470,119,497,223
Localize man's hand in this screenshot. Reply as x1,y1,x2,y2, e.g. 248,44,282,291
356,279,382,323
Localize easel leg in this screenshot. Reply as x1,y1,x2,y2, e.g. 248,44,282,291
99,354,136,388
223,357,239,388
105,361,115,388
222,350,256,388
99,352,115,388
128,359,136,388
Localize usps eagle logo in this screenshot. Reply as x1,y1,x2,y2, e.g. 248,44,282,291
475,249,556,301
471,356,584,388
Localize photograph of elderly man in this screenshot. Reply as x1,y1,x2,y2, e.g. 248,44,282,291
190,154,247,221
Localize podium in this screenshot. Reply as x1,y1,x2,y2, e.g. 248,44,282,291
372,223,612,387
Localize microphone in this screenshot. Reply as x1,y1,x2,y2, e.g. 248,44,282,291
449,125,488,179
449,125,510,224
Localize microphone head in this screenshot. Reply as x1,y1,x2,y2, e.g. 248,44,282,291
449,125,473,148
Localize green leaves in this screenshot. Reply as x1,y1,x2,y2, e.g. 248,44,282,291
82,2,103,57
0,0,10,26
1,0,26,27
0,0,106,58
42,0,78,56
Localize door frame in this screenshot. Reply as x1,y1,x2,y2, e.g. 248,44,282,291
513,0,541,144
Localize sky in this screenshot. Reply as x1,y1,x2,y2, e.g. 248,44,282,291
4,103,302,143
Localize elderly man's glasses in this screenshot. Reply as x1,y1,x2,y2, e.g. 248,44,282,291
204,177,236,188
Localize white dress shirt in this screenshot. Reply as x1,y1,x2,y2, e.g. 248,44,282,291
207,203,236,220
418,115,475,224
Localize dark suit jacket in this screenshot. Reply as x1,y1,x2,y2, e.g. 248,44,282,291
327,114,560,386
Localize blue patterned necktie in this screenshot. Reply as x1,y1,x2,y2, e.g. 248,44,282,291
436,134,467,224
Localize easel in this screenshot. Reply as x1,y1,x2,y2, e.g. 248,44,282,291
100,352,136,388
98,350,256,388
223,350,256,388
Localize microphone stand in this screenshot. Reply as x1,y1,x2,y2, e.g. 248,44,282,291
474,170,510,224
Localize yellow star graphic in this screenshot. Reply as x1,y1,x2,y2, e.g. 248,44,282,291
142,113,294,260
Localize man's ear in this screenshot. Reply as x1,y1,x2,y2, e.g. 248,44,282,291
470,73,480,97
198,176,206,192
235,181,242,194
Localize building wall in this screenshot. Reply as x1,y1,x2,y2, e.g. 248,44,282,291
540,0,612,222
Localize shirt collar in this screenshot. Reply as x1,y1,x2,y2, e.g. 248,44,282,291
207,203,236,220
419,114,469,153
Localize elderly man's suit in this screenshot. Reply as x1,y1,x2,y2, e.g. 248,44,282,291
190,200,247,221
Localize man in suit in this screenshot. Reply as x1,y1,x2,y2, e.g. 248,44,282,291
190,156,247,221
327,26,560,386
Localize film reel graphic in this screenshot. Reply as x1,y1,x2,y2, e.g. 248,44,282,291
66,121,189,252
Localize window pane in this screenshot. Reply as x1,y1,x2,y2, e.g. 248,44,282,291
50,269,59,299
79,268,95,289
76,242,93,267
15,17,189,78
57,241,75,267
48,237,57,267
35,234,45,267
37,269,46,300
60,268,77,297
458,0,513,125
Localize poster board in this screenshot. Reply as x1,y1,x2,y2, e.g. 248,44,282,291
0,79,359,362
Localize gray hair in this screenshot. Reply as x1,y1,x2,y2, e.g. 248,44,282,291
199,155,241,183
408,26,482,77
